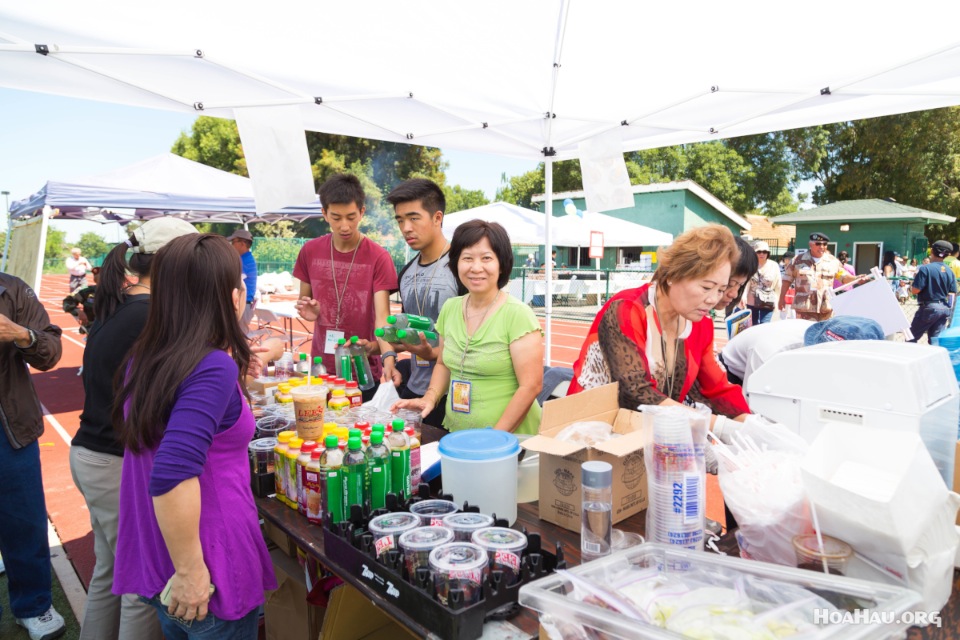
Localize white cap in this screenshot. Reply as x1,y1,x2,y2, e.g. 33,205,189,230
131,218,198,254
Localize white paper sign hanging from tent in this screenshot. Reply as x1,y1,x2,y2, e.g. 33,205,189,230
578,129,633,213
589,231,604,259
234,106,317,215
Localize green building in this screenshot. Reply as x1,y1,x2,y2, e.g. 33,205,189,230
530,180,750,269
772,199,955,275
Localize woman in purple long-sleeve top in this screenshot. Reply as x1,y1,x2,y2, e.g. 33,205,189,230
111,233,276,639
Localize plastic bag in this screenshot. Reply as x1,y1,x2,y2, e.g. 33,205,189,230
554,421,615,446
713,418,812,566
366,381,400,412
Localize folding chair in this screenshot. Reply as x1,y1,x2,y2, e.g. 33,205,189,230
247,307,286,345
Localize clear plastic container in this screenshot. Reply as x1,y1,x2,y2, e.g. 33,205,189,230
519,543,922,640
441,512,495,542
368,512,421,559
470,527,527,586
398,526,455,580
409,499,459,527
439,429,520,524
428,542,489,606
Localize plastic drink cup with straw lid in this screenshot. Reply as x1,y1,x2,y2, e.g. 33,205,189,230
290,382,328,441
399,526,454,581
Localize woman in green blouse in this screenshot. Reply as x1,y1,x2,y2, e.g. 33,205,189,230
393,220,543,434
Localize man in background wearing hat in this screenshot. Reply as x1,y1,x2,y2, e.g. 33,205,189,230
228,229,257,328
908,240,957,343
779,232,863,321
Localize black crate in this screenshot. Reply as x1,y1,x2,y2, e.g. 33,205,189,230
323,485,566,640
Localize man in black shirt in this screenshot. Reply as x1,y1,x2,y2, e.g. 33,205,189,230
909,240,957,343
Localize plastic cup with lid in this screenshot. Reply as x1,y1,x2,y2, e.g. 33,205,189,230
428,542,489,606
367,512,421,559
470,527,527,585
398,526,455,580
438,429,520,524
408,499,459,527
441,512,495,542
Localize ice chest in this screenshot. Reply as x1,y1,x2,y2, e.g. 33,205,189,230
521,383,648,532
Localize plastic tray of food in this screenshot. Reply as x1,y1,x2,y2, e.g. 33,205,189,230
519,542,922,640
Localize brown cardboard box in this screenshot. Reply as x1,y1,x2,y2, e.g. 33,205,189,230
265,549,323,640
319,583,417,639
521,383,648,532
263,518,297,558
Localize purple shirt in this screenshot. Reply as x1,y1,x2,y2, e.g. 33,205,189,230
113,350,277,619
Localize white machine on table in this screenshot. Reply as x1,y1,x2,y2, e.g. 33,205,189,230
745,340,959,487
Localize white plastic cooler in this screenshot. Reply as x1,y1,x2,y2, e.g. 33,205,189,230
745,340,959,487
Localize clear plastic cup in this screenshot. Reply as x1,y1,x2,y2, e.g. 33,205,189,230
398,526,455,580
793,534,853,575
470,527,527,586
441,512,495,542
428,542,488,606
409,499,459,527
368,512,421,559
256,415,296,439
290,383,328,440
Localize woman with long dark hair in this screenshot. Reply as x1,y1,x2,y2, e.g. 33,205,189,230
71,217,197,640
111,234,275,638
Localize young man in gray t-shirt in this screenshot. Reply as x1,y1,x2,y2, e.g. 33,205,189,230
386,179,464,427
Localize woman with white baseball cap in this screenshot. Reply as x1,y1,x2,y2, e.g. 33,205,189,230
743,240,781,325
71,217,198,640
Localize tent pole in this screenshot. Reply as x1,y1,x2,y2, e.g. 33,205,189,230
544,158,553,367
0,191,10,273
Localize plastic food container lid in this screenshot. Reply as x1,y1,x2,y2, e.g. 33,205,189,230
398,526,455,551
428,542,489,573
471,527,527,551
368,512,421,535
442,512,495,531
249,438,278,453
409,500,460,519
438,429,520,460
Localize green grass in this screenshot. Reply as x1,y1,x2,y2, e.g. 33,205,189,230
0,569,81,639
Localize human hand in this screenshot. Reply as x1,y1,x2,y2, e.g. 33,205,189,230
391,397,434,419
248,347,269,378
381,361,402,387
711,414,743,445
295,297,320,322
404,333,436,361
165,563,212,621
0,314,30,345
354,338,380,356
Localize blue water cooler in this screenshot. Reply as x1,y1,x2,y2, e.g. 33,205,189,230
933,326,960,441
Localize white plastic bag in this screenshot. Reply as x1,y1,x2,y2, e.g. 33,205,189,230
554,420,615,446
714,417,813,566
366,381,400,412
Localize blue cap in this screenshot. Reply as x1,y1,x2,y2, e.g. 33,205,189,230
803,316,884,346
438,429,520,461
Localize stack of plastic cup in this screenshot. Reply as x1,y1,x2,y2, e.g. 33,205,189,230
646,412,704,551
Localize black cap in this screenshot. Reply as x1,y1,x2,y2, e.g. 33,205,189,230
809,232,830,242
932,240,953,258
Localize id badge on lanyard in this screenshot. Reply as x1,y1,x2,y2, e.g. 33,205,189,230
324,329,345,354
450,380,472,413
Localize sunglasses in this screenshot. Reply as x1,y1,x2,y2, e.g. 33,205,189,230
813,242,829,247
756,250,770,255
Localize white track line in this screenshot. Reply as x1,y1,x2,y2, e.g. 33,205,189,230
42,404,73,448
48,519,87,624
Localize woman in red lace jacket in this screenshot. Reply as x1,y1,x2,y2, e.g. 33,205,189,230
569,224,750,438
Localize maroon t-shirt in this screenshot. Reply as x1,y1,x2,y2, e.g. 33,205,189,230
293,235,398,378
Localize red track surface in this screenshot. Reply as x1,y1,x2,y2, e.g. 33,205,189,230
29,274,722,591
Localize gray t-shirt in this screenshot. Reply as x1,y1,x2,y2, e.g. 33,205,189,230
399,252,460,395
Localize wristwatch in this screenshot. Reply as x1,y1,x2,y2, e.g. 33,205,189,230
381,350,398,364
15,328,37,350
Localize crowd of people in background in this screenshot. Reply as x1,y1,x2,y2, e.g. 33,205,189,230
4,169,960,639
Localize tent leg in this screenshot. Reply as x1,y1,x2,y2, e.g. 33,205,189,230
544,158,553,367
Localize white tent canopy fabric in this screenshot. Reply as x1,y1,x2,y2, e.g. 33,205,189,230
9,153,323,223
551,212,672,249
442,203,551,246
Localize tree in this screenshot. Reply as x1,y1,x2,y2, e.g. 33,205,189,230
44,228,67,261
76,231,110,260
444,185,488,213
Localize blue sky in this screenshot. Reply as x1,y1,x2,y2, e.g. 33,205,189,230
0,87,538,243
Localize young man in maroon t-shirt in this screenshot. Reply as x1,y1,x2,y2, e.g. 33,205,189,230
294,174,399,396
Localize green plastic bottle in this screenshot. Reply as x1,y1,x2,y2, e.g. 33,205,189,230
335,338,353,382
387,419,411,499
349,336,374,390
387,313,433,332
344,436,367,511
374,326,401,343
320,435,345,523
396,328,440,348
365,431,391,510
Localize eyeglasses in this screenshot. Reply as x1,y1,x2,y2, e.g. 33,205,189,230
756,250,770,255
813,242,829,247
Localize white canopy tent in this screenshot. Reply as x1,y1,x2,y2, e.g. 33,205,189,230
551,212,673,250
442,203,548,246
3,0,960,358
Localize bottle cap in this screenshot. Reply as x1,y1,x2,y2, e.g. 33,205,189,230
346,380,359,389
278,432,294,443
372,423,385,433
374,328,385,337
288,438,303,449
371,432,384,445
299,352,307,361
300,442,318,453
335,377,346,386
311,449,322,460
277,383,291,393
348,436,362,450
313,356,322,364
338,337,346,345
581,460,613,489
332,389,346,397
391,419,405,431
396,329,409,339
387,315,398,325
350,335,359,344
325,435,339,448
354,421,370,431
349,428,362,439
405,427,416,437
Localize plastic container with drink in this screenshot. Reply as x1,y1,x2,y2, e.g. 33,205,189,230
290,382,328,441
368,512,421,559
398,526,454,581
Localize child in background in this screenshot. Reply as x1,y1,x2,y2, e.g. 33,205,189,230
897,279,911,304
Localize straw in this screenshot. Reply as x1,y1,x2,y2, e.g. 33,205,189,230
808,501,830,575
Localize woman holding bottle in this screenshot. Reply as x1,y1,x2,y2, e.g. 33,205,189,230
393,220,543,434
111,234,276,637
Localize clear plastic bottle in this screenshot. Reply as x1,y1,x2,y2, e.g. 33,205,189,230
298,352,310,376
349,336,375,391
365,431,391,510
344,436,367,512
387,313,434,332
296,441,318,515
276,350,295,381
311,355,327,378
320,435,345,524
405,426,421,490
374,326,401,343
345,380,363,408
335,338,353,382
581,461,613,562
387,420,411,500
395,328,440,348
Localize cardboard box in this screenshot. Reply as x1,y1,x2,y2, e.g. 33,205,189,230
263,519,297,558
521,383,648,532
319,583,417,640
265,549,323,640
